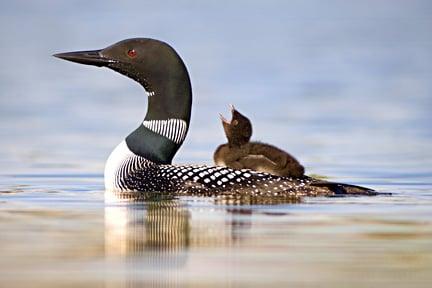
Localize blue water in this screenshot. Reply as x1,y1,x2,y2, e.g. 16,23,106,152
1,1,432,287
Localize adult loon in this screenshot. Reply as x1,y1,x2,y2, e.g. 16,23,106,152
214,105,305,177
54,38,376,201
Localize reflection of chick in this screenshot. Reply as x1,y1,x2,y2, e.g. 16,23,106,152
214,106,305,178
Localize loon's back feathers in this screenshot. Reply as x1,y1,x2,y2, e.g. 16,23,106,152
106,142,375,201
173,166,375,197
124,164,376,201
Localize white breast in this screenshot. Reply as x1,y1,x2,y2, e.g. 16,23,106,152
104,140,135,193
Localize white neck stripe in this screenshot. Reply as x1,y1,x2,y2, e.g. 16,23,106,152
142,119,188,144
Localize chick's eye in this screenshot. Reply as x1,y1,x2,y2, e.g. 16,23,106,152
233,120,239,126
127,49,137,58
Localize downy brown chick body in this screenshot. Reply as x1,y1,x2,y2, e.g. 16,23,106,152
214,106,305,178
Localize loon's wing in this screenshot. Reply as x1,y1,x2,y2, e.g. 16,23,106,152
122,162,329,199
305,176,385,196
154,164,379,198
116,155,381,200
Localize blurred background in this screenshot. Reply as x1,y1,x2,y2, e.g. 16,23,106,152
0,1,431,287
0,0,431,178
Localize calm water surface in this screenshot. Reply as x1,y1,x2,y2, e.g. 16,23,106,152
1,1,432,287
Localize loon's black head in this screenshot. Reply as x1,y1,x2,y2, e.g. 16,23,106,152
54,38,192,164
54,38,192,122
220,105,252,147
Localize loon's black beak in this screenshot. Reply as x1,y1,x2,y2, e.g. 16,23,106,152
53,49,115,67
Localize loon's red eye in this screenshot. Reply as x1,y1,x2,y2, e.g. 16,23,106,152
127,49,137,58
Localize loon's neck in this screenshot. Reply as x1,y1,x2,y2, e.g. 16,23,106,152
125,69,192,164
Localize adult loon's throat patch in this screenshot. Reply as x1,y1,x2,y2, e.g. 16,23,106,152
142,119,188,144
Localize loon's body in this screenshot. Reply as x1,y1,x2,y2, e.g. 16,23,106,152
214,106,305,178
54,38,376,201
104,140,318,200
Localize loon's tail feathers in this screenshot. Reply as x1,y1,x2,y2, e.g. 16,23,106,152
308,179,387,196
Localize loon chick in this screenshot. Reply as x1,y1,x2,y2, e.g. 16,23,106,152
54,38,376,201
214,105,305,177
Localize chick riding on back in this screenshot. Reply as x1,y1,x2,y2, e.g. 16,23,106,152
214,105,305,177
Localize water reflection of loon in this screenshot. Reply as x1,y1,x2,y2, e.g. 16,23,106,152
55,38,377,201
105,201,190,258
104,201,254,257
105,201,190,288
104,201,255,286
